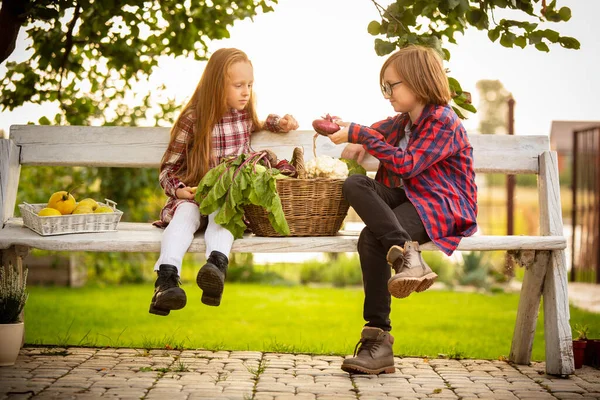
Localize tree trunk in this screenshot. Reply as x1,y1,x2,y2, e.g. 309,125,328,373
0,0,27,64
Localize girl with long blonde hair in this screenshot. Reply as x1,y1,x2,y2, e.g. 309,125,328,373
150,48,298,316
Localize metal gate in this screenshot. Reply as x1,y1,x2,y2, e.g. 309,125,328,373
571,125,600,283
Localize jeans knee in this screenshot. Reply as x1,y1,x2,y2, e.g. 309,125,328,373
342,174,370,201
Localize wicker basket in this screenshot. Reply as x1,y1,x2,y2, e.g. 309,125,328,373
19,199,123,236
244,178,349,237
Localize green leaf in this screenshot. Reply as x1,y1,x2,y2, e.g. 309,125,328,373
559,37,581,50
514,36,527,48
374,39,397,56
452,105,467,120
38,116,51,125
466,9,483,25
500,32,516,48
367,21,381,36
541,29,560,43
488,28,501,42
535,42,550,52
448,77,463,93
559,7,572,22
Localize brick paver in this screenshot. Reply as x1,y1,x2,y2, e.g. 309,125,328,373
0,348,598,399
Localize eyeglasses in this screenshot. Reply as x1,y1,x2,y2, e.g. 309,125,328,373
381,80,402,97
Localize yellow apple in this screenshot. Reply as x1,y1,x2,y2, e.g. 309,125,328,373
38,207,62,217
78,198,99,211
72,205,94,214
94,205,113,213
47,191,77,215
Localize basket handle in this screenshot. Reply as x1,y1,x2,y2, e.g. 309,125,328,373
22,202,35,211
104,199,117,210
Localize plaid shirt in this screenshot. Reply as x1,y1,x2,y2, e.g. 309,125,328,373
348,104,478,255
154,109,282,227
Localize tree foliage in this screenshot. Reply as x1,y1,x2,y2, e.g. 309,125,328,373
366,0,579,117
476,79,511,134
1,0,278,220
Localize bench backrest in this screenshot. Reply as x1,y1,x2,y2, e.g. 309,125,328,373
8,125,549,174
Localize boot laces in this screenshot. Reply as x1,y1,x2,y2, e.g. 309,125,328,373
393,251,410,273
353,337,381,357
157,270,181,289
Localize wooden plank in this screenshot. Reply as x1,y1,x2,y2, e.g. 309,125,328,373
509,250,549,365
0,220,567,253
10,125,548,174
0,139,22,226
538,151,574,376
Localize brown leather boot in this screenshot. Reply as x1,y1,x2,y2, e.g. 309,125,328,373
386,241,438,298
341,327,396,375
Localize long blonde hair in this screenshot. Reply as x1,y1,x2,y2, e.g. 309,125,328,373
380,45,451,105
162,48,262,185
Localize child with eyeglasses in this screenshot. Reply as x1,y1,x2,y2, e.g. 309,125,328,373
328,45,478,375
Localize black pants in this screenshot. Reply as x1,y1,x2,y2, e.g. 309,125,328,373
342,174,430,331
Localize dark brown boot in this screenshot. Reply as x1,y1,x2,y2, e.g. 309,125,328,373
341,327,396,375
149,264,187,316
386,241,438,298
196,251,228,306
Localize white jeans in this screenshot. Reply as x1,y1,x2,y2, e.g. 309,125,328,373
154,203,234,276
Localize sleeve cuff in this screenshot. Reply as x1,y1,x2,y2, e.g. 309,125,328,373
348,122,362,144
167,180,185,198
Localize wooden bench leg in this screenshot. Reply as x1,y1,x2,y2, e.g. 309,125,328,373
509,250,548,365
509,249,574,376
542,249,574,376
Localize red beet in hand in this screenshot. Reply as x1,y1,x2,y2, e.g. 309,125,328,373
312,114,341,136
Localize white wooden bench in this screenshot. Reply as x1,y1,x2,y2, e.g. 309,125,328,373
0,125,573,375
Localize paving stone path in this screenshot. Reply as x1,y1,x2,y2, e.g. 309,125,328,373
1,348,599,399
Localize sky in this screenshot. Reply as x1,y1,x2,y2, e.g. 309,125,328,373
1,0,599,137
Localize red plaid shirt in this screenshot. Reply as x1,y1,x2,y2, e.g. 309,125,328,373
348,104,478,255
154,109,282,227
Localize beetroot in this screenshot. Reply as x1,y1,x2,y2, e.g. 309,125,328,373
312,114,341,136
275,159,297,177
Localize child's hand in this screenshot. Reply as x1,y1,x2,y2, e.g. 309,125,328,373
278,114,299,132
328,123,349,145
341,143,366,163
176,186,197,200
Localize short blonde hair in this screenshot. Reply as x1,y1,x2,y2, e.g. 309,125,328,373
380,45,451,105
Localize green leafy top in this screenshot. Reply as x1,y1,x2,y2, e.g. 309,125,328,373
196,152,289,239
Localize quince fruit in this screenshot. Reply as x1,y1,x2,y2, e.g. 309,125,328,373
38,208,62,217
94,205,113,214
48,191,76,215
78,198,99,211
72,205,94,214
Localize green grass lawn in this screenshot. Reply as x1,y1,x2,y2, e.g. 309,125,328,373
24,283,600,361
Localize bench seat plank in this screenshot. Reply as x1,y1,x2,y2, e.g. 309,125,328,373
0,219,567,253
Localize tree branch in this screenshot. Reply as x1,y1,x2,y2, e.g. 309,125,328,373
57,0,81,100
370,0,407,32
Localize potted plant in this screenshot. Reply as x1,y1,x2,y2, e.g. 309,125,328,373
572,323,589,369
0,266,28,366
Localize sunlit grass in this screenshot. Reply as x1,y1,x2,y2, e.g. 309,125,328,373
25,283,600,361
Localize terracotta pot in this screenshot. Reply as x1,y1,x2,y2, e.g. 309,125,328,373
0,322,24,366
573,340,587,369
